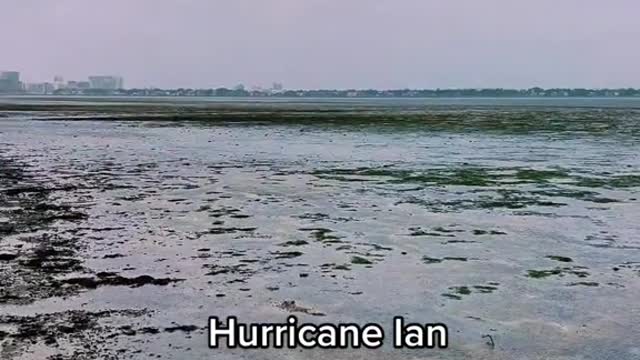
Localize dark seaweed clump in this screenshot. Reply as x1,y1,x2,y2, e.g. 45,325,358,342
526,267,589,279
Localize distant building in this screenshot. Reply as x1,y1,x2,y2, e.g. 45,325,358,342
25,82,55,94
25,83,45,94
44,83,55,94
54,76,65,90
89,76,124,90
67,81,91,90
268,82,284,95
0,71,21,92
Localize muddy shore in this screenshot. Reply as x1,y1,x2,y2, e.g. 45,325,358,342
1,99,639,359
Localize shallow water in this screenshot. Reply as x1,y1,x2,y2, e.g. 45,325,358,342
0,100,639,359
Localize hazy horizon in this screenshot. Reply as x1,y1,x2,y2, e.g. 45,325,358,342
2,0,639,89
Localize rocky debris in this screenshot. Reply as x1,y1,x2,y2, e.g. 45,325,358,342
277,300,325,317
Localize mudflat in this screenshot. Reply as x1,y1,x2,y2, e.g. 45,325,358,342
1,97,639,359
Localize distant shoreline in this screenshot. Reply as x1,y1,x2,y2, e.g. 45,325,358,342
3,94,640,99
2,86,640,99
3,94,640,102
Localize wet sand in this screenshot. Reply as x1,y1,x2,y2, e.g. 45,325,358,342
1,98,639,359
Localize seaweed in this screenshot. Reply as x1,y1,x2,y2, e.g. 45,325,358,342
351,256,373,265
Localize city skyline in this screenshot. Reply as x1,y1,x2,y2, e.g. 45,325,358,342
5,69,640,97
4,70,640,99
0,71,126,93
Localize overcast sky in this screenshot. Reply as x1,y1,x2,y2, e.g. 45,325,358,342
2,0,638,89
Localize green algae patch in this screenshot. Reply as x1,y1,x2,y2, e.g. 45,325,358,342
568,282,599,287
527,269,563,278
313,166,576,187
514,169,570,182
472,229,507,235
350,256,373,265
574,175,640,189
312,165,633,211
526,267,589,279
422,256,443,264
443,257,468,262
442,283,500,299
422,256,468,264
441,293,462,300
299,227,343,243
472,285,499,293
546,255,573,263
409,226,457,237
333,264,351,271
278,240,309,247
450,286,472,295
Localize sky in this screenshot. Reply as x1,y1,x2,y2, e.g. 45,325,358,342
2,0,639,89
